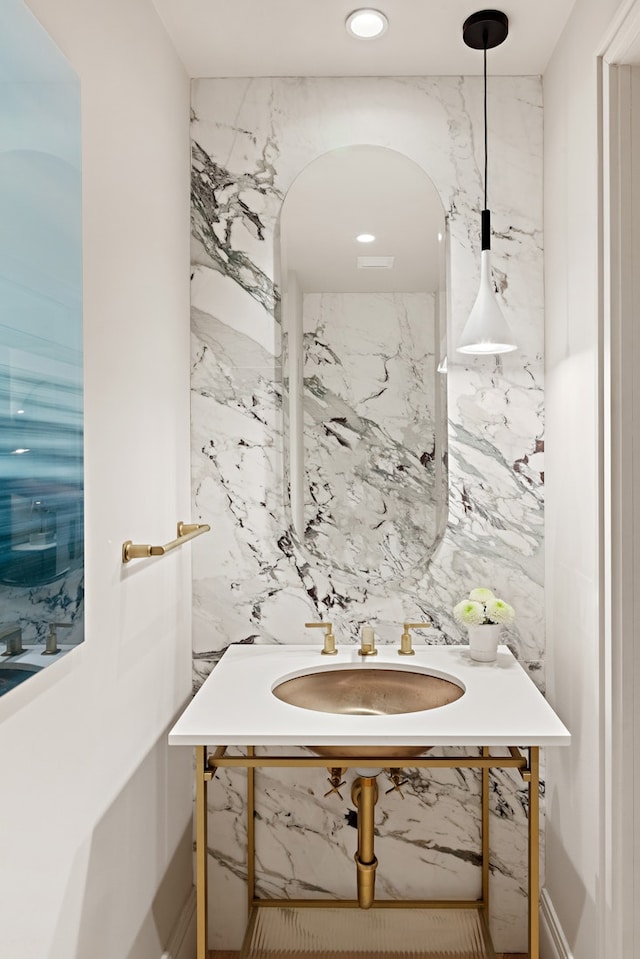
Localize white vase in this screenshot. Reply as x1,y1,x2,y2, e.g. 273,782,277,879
467,623,502,662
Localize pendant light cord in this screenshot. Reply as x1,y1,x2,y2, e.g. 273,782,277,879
483,41,488,210
480,35,490,251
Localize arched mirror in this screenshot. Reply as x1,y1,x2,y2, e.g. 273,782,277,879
280,146,448,582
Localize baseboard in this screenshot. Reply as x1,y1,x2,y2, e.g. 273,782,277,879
540,888,573,959
161,886,197,959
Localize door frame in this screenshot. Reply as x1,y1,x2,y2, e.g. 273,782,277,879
598,3,640,955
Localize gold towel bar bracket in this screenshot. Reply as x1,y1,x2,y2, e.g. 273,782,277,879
122,521,211,564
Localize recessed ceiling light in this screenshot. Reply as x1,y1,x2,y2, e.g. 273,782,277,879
346,9,388,39
356,233,376,243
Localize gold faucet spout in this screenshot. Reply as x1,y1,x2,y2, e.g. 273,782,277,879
358,626,378,656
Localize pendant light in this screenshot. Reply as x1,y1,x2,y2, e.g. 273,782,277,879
457,10,517,355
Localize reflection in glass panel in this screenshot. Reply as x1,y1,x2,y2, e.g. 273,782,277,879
0,0,83,696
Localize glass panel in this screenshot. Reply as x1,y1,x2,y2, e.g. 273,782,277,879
0,0,83,695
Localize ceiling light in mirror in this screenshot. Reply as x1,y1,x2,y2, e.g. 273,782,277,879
356,233,376,243
346,9,388,39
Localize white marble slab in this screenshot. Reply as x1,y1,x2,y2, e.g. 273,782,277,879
189,75,545,952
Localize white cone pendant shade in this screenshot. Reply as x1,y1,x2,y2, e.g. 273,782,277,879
458,10,517,356
457,249,516,354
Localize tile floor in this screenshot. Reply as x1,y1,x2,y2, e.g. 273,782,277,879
211,954,525,958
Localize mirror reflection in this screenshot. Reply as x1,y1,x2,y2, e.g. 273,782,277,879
0,0,83,698
280,146,448,581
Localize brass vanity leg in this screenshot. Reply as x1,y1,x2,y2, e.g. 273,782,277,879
481,747,490,920
196,745,209,959
528,746,540,959
247,746,256,910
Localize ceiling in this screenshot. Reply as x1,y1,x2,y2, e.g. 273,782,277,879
151,0,576,78
281,146,444,293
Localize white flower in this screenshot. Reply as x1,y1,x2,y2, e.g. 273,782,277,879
485,598,515,624
453,587,516,626
468,587,495,603
453,600,485,625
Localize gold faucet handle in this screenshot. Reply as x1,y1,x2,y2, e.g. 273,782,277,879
324,767,347,799
385,768,409,798
399,622,431,655
43,622,73,656
305,621,337,655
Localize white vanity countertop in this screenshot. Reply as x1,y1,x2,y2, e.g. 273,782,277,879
168,643,570,748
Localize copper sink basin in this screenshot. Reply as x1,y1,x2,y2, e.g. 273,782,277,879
272,666,465,759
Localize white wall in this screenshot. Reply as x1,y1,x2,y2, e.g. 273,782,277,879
544,0,625,955
0,2,192,958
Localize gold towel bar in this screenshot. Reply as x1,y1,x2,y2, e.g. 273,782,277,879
122,521,210,564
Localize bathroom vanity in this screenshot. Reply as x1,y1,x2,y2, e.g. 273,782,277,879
169,644,570,959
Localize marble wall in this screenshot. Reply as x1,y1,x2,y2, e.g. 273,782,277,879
190,76,544,952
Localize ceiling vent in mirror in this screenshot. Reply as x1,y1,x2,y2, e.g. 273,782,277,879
357,255,394,269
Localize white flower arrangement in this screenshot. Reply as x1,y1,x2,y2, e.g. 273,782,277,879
453,587,515,626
